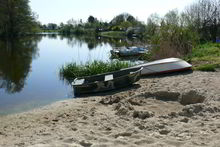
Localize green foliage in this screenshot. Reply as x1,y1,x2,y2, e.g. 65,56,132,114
110,13,137,25
100,31,125,38
190,43,220,58
0,0,38,37
58,13,145,39
87,15,97,23
193,64,219,72
59,60,134,82
60,25,96,35
147,10,199,60
185,43,220,71
183,0,220,42
139,52,154,61
145,13,160,39
119,21,133,30
111,26,121,31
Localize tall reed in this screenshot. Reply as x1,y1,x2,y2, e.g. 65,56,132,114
59,60,133,82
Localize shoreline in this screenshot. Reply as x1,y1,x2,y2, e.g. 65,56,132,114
0,71,220,147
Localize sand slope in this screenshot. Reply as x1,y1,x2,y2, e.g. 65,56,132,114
0,71,220,147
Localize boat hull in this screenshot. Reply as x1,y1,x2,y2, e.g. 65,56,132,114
72,67,142,96
133,58,192,75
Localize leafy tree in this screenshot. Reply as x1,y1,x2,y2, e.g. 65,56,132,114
110,13,137,25
183,0,220,42
67,18,77,26
0,0,37,37
88,15,96,23
120,21,133,30
47,23,58,30
59,22,64,29
127,15,136,23
148,10,199,59
164,9,180,26
146,13,161,38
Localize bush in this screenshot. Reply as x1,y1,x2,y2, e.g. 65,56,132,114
149,24,199,60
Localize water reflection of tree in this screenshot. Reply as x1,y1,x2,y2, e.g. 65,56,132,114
47,34,58,39
60,34,147,50
0,36,42,93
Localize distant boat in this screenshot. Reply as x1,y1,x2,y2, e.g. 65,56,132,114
72,67,143,96
111,46,148,57
131,58,192,75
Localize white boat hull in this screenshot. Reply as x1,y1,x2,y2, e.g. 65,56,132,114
133,58,192,75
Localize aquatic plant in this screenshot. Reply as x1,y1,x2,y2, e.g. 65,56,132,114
59,60,134,82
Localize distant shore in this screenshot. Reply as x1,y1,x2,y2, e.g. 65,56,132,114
0,71,220,147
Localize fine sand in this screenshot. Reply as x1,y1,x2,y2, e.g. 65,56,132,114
0,71,220,147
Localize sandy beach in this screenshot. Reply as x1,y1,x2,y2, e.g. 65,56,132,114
0,71,220,147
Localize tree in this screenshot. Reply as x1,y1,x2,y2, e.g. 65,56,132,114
59,22,64,29
47,23,58,30
164,9,180,26
183,0,220,42
146,13,161,38
88,15,95,23
0,0,37,37
147,10,199,59
110,13,137,25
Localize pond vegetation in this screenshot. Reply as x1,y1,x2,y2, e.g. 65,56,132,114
59,60,134,83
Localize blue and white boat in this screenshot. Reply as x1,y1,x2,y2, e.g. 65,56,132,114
111,46,148,57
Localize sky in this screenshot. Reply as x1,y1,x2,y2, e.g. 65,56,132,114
30,0,196,25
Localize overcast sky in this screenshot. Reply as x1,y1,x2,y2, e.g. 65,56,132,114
30,0,196,25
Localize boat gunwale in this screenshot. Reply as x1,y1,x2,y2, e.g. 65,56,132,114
72,67,142,86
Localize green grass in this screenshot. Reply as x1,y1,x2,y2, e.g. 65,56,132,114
99,31,126,38
193,64,220,72
185,43,220,71
190,43,220,58
59,60,134,82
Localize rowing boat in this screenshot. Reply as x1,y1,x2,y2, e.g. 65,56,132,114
72,67,143,95
132,58,192,75
111,46,148,57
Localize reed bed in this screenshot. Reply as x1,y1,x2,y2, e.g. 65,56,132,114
60,60,134,82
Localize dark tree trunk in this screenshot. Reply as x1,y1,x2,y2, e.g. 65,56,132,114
210,18,218,42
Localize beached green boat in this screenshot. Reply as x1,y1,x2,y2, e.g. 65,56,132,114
72,67,142,96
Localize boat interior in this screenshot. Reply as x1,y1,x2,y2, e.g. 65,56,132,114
73,67,141,85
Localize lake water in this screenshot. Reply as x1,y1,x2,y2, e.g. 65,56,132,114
0,34,116,115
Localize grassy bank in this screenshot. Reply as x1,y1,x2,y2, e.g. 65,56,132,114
185,43,220,71
99,31,126,38
60,60,134,82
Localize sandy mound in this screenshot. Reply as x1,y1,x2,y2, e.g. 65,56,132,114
0,71,220,147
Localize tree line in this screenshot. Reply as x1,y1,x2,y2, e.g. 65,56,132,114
0,0,220,44
145,0,220,58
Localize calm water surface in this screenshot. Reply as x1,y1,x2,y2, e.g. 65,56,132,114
0,35,112,115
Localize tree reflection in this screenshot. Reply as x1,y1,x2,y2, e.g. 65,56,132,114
0,36,42,93
61,34,148,50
